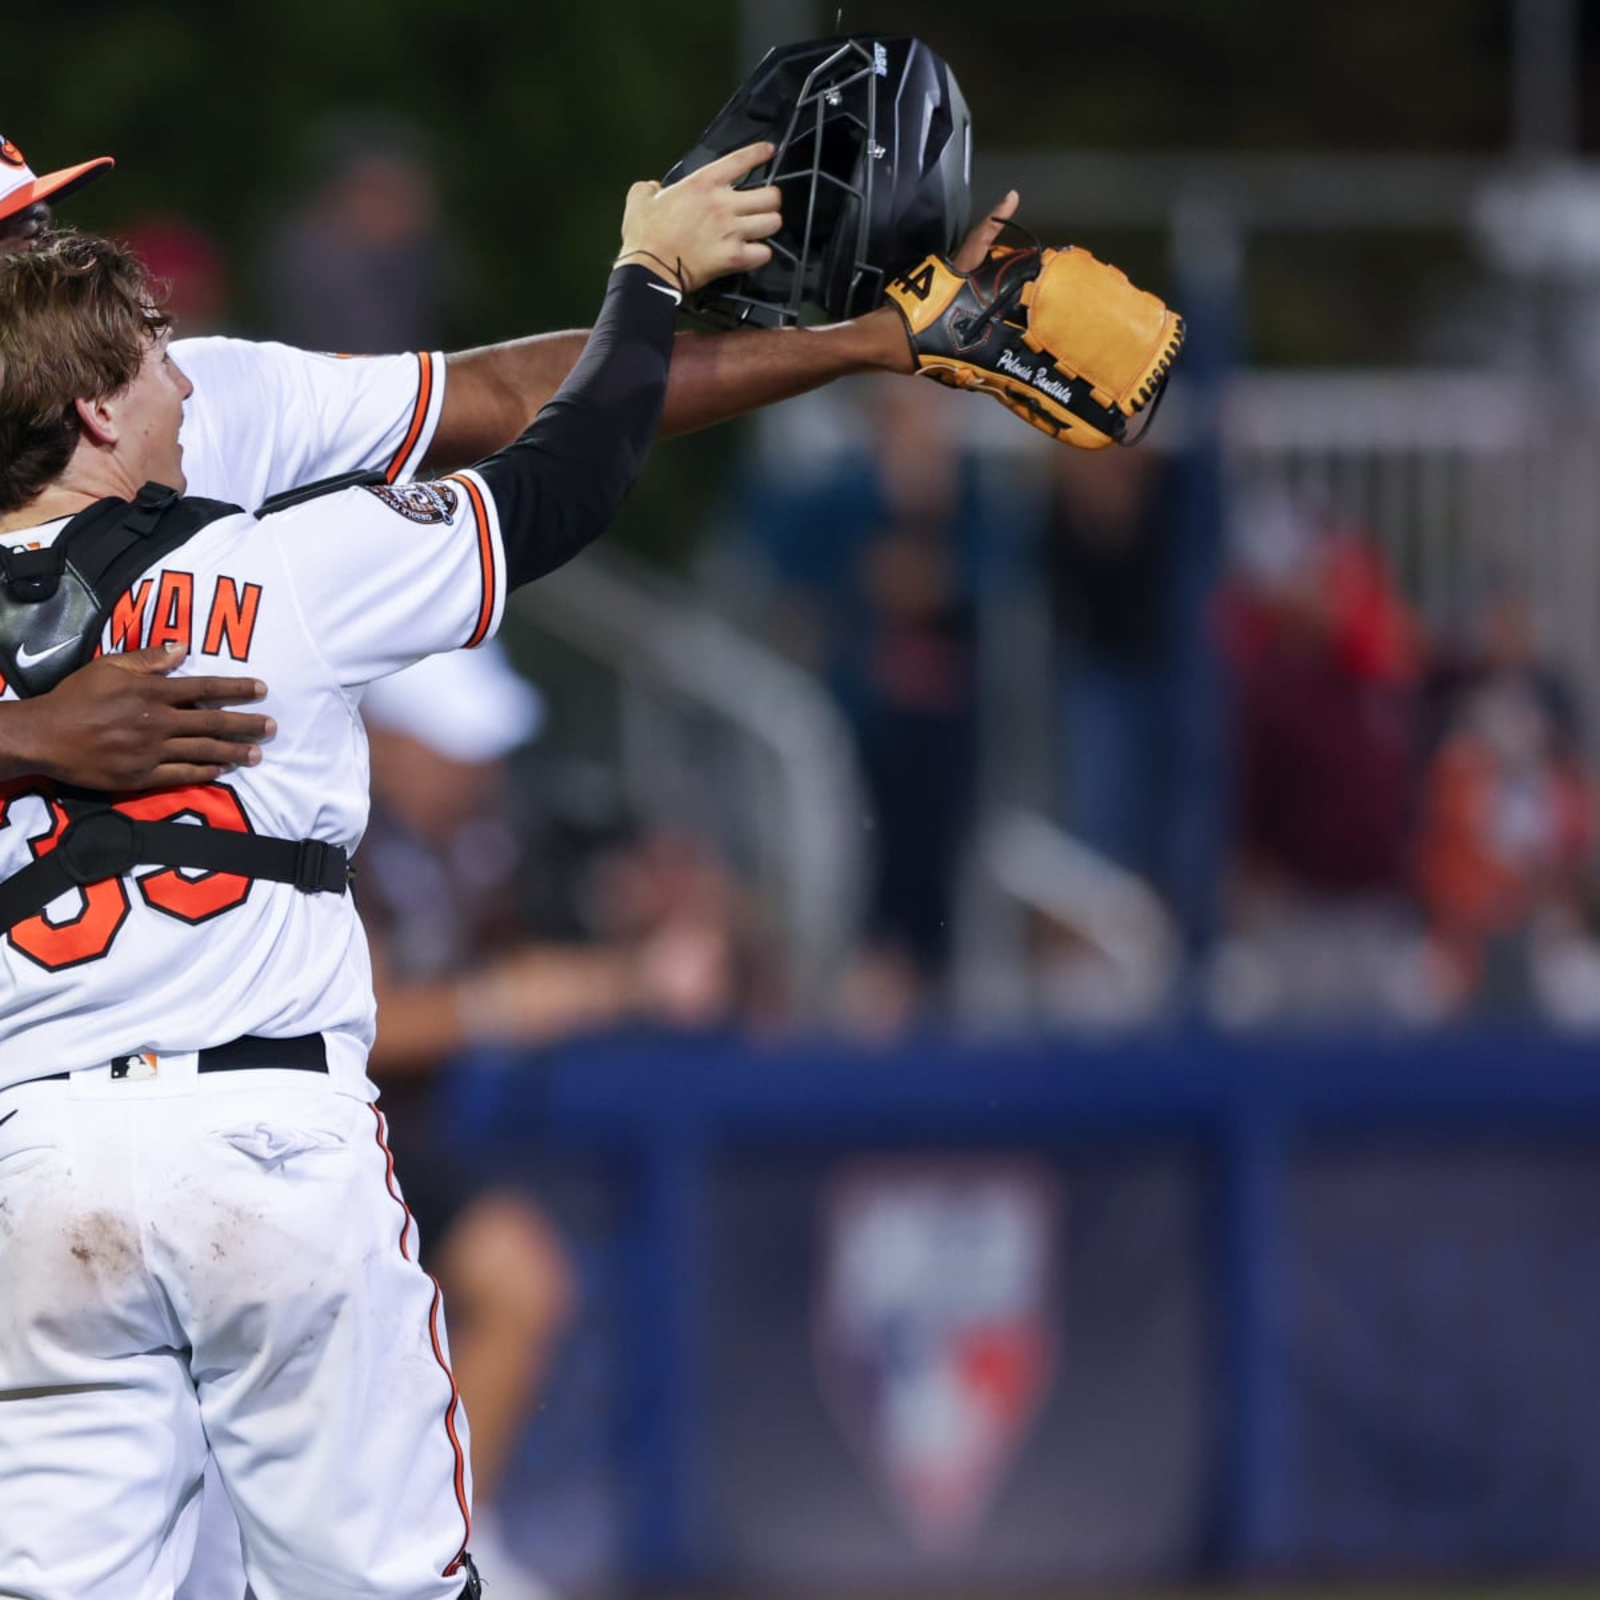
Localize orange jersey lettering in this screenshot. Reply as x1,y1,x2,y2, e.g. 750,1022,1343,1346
110,579,154,652
146,571,195,652
201,578,263,661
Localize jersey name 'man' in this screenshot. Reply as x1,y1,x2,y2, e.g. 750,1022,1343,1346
109,571,264,661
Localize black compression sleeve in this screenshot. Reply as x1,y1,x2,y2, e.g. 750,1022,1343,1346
472,264,680,588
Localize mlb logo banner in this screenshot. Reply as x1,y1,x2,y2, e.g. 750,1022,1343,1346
814,1157,1062,1554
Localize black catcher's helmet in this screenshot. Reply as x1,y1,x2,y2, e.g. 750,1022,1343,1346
665,35,972,327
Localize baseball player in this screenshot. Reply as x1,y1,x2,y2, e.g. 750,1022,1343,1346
0,139,273,789
0,129,1022,1598
0,145,775,1600
0,131,1020,803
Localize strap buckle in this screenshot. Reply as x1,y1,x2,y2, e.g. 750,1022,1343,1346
291,837,346,894
0,543,67,602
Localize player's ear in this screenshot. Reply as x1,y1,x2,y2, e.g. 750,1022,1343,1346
72,393,118,447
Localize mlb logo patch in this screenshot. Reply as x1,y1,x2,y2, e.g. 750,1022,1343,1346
110,1052,159,1081
814,1157,1062,1553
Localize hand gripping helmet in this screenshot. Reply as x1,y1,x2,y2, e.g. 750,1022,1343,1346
665,35,972,327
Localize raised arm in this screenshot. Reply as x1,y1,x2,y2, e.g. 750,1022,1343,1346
424,191,1022,467
469,142,783,587
274,144,790,684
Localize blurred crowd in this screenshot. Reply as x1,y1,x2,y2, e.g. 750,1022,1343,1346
715,387,1600,1034
189,117,1600,1043
84,96,1600,1597
1212,490,1598,1028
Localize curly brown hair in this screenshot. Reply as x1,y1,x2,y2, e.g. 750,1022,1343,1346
0,230,171,514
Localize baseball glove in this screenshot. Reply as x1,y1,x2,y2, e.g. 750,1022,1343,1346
884,229,1184,449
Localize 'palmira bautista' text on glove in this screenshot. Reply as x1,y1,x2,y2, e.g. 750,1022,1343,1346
884,228,1184,450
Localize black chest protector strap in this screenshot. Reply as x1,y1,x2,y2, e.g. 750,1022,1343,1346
256,466,386,516
0,801,349,936
0,473,389,699
0,481,365,935
0,482,243,699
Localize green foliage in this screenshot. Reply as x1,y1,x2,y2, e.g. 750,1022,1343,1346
4,0,748,557
854,0,1508,151
5,0,741,333
0,0,1569,543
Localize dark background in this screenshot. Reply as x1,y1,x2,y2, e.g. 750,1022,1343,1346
7,0,1585,557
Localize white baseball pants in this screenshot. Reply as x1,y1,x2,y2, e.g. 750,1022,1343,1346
0,1063,474,1599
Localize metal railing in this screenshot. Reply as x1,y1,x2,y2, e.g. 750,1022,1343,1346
1221,371,1600,716
956,807,1183,1026
514,370,1599,1024
511,546,868,1012
959,370,1600,1022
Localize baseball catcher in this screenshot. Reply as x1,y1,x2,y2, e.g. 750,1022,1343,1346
884,224,1185,450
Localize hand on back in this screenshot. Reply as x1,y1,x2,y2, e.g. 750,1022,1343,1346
13,645,273,791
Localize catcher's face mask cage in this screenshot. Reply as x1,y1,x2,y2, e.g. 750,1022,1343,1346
666,35,972,328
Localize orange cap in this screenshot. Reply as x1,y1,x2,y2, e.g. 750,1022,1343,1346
0,133,113,222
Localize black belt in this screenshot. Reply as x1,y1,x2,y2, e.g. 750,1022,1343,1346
38,1031,328,1081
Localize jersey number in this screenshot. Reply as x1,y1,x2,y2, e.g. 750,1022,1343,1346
892,262,937,301
0,783,253,972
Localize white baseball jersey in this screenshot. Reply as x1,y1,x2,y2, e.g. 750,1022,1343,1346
173,336,445,507
0,340,478,1600
0,336,448,1096
0,471,506,1097
0,265,675,1600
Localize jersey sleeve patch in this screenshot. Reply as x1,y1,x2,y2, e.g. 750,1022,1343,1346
362,481,459,524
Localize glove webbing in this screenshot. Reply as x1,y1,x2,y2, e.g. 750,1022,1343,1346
968,240,1161,446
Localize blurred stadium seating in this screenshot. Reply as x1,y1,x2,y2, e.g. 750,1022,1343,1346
14,0,1600,1592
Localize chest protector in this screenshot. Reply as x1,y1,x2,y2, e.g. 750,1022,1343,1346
0,475,384,935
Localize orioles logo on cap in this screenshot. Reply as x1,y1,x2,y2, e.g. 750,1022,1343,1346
0,136,25,169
